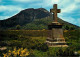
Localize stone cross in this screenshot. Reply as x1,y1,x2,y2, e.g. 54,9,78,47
50,4,61,22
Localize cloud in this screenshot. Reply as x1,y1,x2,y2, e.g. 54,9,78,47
45,0,80,26
0,0,2,2
59,0,80,13
0,5,23,20
59,14,80,26
13,0,37,2
41,0,60,7
0,16,10,20
0,5,23,12
77,18,80,26
40,0,79,13
61,3,77,13
0,0,80,26
14,0,30,2
75,0,80,3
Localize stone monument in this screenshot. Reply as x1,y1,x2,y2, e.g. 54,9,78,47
46,4,68,47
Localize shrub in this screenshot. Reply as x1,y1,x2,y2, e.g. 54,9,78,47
3,48,29,57
36,43,48,52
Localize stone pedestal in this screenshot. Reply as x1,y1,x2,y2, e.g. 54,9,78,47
46,22,68,47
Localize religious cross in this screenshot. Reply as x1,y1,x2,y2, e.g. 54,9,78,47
50,4,61,22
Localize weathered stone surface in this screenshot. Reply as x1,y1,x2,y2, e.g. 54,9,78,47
46,4,68,47
50,4,61,22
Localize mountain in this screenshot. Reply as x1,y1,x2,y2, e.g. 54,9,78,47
0,8,79,30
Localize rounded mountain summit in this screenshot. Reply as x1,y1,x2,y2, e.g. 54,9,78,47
0,8,79,29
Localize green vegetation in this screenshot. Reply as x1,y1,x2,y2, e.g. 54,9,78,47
0,8,79,56
64,30,80,51
0,29,80,57
3,48,29,57
16,25,21,30
18,17,52,30
0,16,79,30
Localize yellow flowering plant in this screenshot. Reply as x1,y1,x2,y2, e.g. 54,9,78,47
3,48,29,57
78,50,80,55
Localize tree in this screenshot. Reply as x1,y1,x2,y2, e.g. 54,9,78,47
64,25,70,30
70,26,76,30
16,25,21,30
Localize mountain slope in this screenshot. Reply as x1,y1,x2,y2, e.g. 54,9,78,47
0,8,79,30
0,8,51,27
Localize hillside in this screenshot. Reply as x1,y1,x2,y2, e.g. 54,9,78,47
0,30,80,56
0,8,79,30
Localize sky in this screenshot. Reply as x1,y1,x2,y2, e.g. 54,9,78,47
0,0,80,26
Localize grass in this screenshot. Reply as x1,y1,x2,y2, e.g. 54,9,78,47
0,29,80,56
31,37,46,43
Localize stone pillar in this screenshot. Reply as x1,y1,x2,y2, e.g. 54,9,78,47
46,22,68,47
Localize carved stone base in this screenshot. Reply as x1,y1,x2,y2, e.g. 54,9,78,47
46,37,68,47
47,22,68,47
46,42,68,47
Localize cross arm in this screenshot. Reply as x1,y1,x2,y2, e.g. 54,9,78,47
57,9,61,13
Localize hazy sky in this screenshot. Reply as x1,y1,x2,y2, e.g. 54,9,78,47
0,0,80,26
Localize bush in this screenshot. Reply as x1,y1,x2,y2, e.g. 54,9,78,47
3,48,29,57
36,43,48,52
